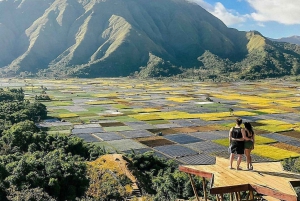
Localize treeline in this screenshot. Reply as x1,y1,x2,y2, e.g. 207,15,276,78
0,88,105,200
134,45,300,81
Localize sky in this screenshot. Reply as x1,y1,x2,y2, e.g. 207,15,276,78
189,0,300,39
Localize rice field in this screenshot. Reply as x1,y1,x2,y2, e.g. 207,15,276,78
3,78,300,165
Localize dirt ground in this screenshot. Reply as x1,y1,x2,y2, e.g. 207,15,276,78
136,136,175,147
99,122,126,127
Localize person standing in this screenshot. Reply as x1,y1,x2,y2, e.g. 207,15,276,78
229,118,244,170
242,122,255,170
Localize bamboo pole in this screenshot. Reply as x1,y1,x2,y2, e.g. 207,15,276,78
234,192,240,201
237,192,241,201
188,174,200,201
202,177,207,201
249,191,254,201
230,192,233,201
220,193,224,201
246,191,250,201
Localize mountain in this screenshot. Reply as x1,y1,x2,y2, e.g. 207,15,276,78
0,0,300,79
270,36,300,45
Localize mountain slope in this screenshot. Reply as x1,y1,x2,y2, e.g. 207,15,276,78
0,0,299,78
271,36,300,45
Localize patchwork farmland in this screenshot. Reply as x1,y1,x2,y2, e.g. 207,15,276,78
2,78,300,165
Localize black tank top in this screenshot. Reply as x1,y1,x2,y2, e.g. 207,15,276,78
245,130,253,138
232,127,242,139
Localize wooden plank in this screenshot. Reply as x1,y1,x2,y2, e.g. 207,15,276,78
210,184,250,194
180,157,300,200
249,191,254,201
202,177,208,201
179,166,213,178
188,174,200,201
251,184,297,201
229,192,233,201
234,192,240,201
262,196,281,201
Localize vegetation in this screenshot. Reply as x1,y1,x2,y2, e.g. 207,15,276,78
126,151,205,201
252,145,300,160
0,88,105,200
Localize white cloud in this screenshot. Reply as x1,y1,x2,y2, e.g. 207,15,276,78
212,3,248,25
247,0,300,25
257,22,265,27
188,0,249,26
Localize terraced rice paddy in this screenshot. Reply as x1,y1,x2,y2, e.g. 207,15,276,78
2,78,300,165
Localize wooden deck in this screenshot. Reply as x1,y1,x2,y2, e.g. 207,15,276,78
179,157,300,201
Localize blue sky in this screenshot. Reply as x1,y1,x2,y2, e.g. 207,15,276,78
189,0,300,39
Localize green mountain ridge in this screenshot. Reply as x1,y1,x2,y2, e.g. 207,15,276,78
0,0,300,78
271,35,300,45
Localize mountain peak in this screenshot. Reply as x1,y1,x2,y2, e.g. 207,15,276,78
0,0,300,79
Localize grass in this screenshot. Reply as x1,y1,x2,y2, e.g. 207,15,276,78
156,111,192,120
146,120,170,125
189,111,257,121
254,119,295,133
41,125,73,131
255,124,294,133
86,106,106,113
75,111,98,117
271,142,300,153
132,108,161,113
113,104,131,109
255,108,286,114
103,126,134,132
252,145,300,160
105,116,139,122
85,100,116,105
51,101,74,106
48,109,70,113
129,113,162,121
167,97,195,103
256,119,292,125
47,130,71,136
213,135,277,147
58,113,79,118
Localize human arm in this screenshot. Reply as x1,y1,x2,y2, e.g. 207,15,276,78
228,128,233,143
252,134,255,149
242,129,252,141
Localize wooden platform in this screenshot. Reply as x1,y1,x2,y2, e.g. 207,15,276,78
179,157,300,201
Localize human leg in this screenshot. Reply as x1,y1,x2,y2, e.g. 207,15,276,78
229,153,235,169
237,154,242,170
244,149,250,169
249,150,253,170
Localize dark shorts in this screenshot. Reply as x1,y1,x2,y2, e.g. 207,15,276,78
244,140,253,149
230,141,244,155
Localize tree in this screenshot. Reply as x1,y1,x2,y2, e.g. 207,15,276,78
4,150,89,201
292,60,300,75
86,155,133,200
6,186,55,201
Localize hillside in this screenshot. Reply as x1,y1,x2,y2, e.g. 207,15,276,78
0,0,300,79
271,35,300,45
